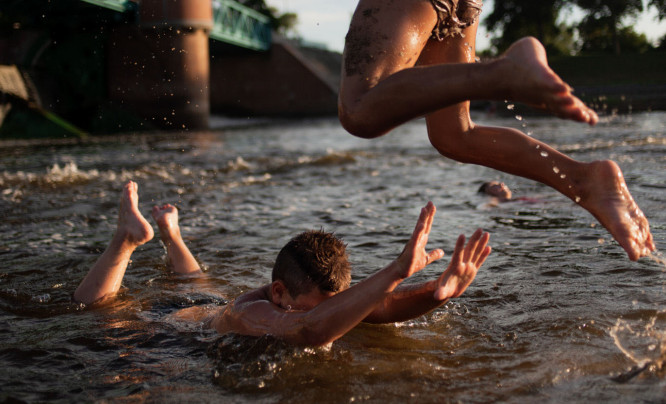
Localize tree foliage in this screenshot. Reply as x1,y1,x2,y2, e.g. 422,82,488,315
485,0,655,55
573,0,644,54
648,0,666,20
237,0,298,35
484,0,568,54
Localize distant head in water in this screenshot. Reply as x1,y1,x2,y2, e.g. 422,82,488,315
478,181,512,202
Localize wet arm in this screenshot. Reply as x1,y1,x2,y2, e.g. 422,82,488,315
213,262,408,346
213,203,442,345
363,280,443,323
365,229,491,324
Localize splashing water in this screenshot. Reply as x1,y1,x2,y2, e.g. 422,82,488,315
610,314,666,369
647,250,666,267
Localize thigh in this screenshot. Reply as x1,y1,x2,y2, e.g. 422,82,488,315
341,0,436,95
419,19,479,65
421,21,480,136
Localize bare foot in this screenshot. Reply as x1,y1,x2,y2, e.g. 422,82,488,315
151,203,181,244
577,160,655,261
500,37,598,125
115,181,154,246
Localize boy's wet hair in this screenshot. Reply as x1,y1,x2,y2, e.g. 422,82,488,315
272,230,351,297
478,182,491,194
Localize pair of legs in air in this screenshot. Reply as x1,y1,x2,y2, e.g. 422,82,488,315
73,181,201,305
338,0,654,260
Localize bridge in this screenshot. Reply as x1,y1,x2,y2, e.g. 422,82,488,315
81,0,271,50
1,0,338,136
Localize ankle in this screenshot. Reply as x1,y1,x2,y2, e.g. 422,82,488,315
110,231,142,250
568,160,613,204
158,227,182,245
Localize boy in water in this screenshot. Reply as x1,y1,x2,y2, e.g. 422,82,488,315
74,181,491,347
479,181,513,202
477,181,540,207
338,0,655,261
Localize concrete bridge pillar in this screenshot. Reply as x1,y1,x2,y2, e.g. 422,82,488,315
108,0,212,130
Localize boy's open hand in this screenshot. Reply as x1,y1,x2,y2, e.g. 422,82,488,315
433,229,491,301
395,202,445,279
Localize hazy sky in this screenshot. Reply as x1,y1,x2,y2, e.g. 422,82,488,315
266,0,666,53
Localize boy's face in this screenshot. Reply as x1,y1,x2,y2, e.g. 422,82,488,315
485,181,512,200
282,287,337,311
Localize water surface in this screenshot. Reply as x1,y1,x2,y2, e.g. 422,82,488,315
1,112,665,402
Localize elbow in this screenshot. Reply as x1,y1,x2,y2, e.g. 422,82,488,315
297,327,338,347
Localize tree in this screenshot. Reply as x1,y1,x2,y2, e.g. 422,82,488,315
648,0,666,20
484,0,572,55
574,0,644,54
237,0,298,36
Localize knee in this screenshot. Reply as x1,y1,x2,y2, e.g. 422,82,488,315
338,99,388,140
427,126,476,163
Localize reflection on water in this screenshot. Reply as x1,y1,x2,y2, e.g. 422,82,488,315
1,112,665,402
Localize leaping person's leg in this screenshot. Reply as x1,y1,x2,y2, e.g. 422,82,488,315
338,0,597,140
419,26,654,261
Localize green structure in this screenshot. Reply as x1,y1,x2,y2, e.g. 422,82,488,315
0,0,272,137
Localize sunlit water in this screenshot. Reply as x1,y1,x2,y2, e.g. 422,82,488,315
1,112,665,402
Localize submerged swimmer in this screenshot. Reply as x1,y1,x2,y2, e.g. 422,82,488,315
74,181,491,347
477,181,541,206
338,0,655,260
479,181,513,202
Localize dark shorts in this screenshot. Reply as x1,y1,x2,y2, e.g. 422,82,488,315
429,0,483,40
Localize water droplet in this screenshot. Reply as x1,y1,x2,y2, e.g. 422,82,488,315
515,115,523,121
540,151,549,157
507,104,515,110
560,174,566,179
553,166,560,174
575,196,581,203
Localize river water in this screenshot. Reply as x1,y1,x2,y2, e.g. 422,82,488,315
1,112,665,402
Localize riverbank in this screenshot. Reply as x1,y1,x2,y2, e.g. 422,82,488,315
2,50,664,139
549,51,666,113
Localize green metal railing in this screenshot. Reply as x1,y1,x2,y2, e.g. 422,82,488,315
79,0,271,51
210,0,271,51
80,0,136,13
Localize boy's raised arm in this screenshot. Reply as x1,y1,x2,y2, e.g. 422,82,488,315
212,202,444,346
363,229,491,324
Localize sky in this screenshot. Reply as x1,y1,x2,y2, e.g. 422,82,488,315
265,0,666,53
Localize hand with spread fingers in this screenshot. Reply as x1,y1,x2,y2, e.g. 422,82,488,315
433,229,491,301
394,201,445,280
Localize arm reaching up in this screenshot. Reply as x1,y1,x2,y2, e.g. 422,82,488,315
365,228,491,324
211,202,450,346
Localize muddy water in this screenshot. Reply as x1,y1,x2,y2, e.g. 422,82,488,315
1,112,665,402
